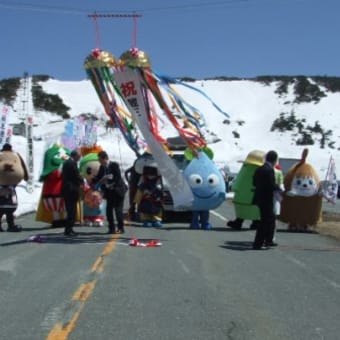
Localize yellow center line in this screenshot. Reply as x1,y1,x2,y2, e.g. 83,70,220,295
46,234,119,340
72,281,97,302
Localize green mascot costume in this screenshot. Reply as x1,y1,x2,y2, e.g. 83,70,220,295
35,144,71,226
79,152,105,226
227,150,265,229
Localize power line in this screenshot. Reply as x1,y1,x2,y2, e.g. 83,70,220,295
130,0,250,13
0,0,323,16
0,1,90,15
0,0,255,15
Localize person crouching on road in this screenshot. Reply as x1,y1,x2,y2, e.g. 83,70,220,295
134,166,164,228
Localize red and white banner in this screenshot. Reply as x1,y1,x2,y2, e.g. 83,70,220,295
0,105,11,148
113,68,194,207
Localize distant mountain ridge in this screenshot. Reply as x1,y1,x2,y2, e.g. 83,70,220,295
2,74,340,109
1,74,339,177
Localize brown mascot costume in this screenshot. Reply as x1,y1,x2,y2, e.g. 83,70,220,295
279,148,322,231
0,143,28,232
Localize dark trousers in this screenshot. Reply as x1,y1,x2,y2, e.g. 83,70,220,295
253,203,276,247
192,211,209,225
128,185,138,215
106,195,125,230
64,195,78,233
0,208,15,229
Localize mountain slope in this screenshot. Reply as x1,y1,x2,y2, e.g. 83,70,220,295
52,77,340,175
2,75,340,216
3,75,340,177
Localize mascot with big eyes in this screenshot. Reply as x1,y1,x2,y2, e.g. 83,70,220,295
278,148,322,231
183,150,226,230
0,143,28,232
79,148,105,227
36,144,71,226
227,150,265,230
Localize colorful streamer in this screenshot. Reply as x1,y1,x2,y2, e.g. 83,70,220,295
84,49,142,155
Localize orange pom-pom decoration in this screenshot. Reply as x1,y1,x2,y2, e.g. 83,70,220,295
84,190,103,208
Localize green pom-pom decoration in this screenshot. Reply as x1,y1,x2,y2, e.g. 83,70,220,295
184,147,214,160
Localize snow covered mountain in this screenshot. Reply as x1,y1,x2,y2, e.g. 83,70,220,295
2,76,340,215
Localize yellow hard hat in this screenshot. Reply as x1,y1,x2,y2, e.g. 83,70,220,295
243,150,265,166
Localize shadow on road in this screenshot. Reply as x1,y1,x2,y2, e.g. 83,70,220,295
0,231,115,246
220,241,255,251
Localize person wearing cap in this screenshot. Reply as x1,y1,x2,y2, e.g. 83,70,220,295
1,143,12,151
61,149,83,236
252,150,282,249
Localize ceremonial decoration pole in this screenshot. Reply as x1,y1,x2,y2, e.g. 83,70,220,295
85,12,144,156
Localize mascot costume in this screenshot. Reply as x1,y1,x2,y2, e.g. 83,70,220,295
183,151,226,230
36,144,71,227
0,143,28,232
227,150,265,230
279,148,322,231
79,151,105,226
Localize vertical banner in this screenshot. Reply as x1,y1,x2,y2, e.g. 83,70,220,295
0,105,9,149
84,118,97,146
5,126,12,145
323,156,338,203
74,116,83,149
113,68,193,207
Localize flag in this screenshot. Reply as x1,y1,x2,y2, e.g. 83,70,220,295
323,156,338,203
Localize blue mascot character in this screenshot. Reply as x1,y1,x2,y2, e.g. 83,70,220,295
183,149,226,230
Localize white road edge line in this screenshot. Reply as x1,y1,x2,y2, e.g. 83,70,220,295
211,210,228,221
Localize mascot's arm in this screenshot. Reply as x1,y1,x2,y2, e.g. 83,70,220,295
134,189,143,205
18,153,29,181
51,157,64,167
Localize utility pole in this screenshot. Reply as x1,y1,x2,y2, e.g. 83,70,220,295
21,72,34,193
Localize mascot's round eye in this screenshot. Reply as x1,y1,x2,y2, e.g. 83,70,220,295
309,179,314,185
86,167,92,175
207,174,219,187
296,179,302,185
189,174,203,188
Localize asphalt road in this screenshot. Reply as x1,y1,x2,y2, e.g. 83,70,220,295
0,200,340,340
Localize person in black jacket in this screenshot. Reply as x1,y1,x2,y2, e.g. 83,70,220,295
94,151,127,234
61,150,83,236
252,150,282,249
